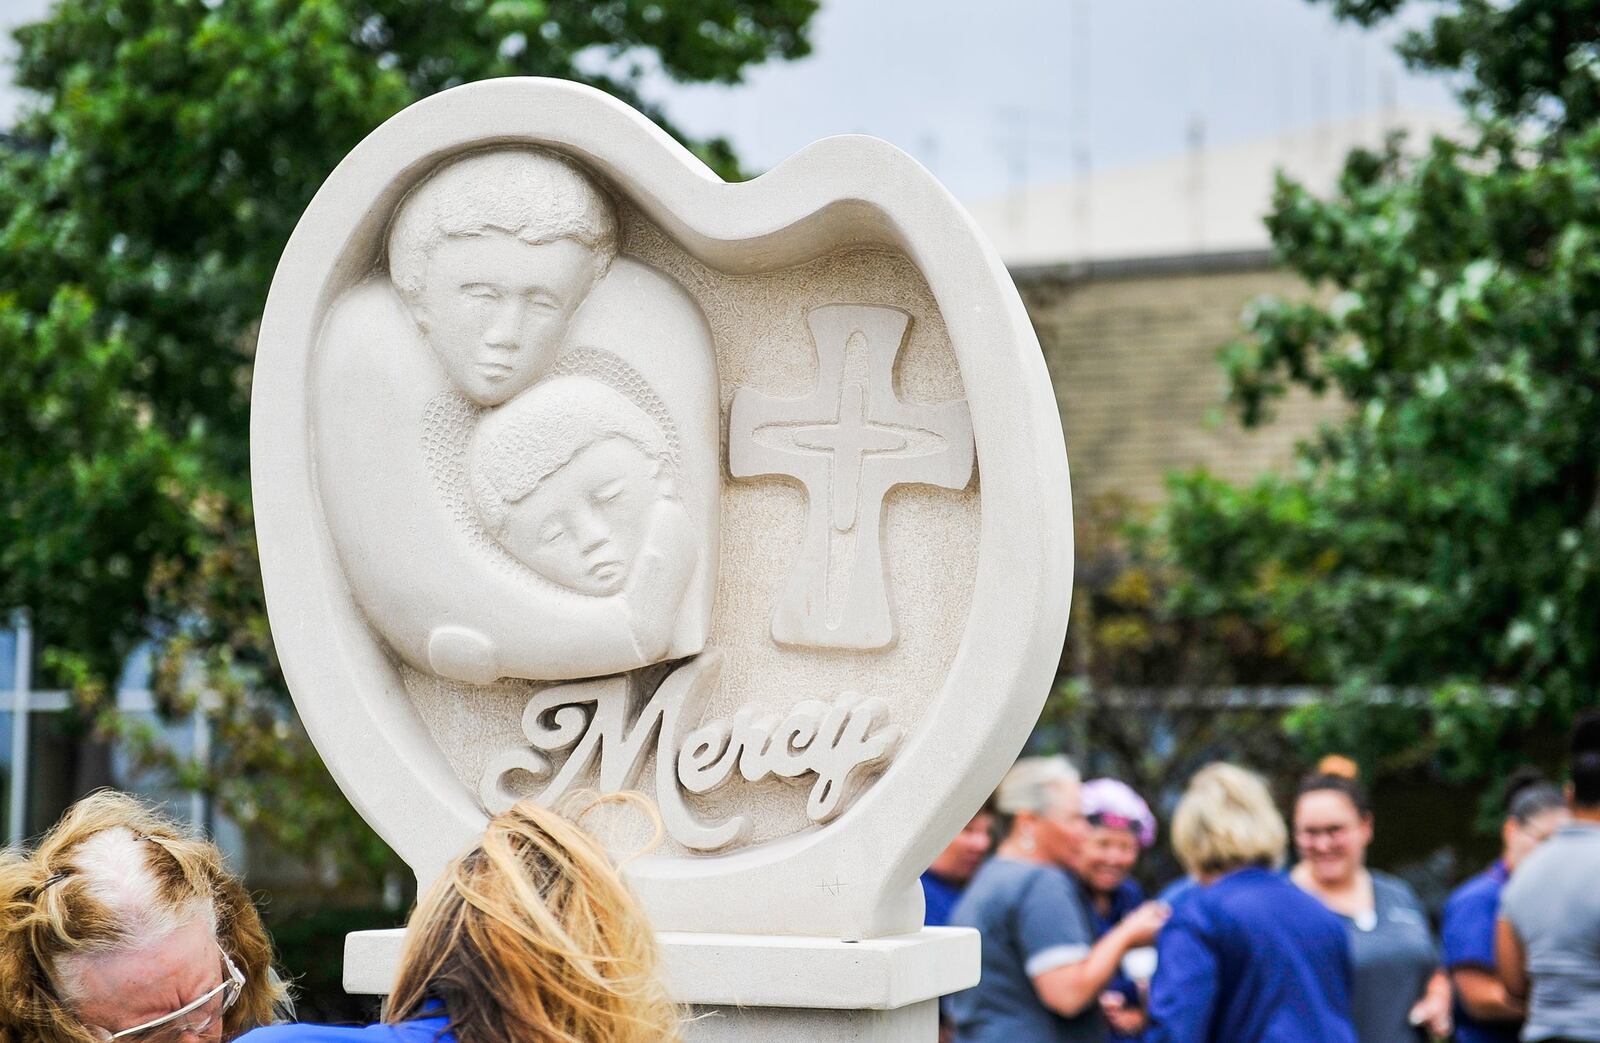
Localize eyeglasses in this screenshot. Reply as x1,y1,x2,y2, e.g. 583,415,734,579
1294,823,1352,843
94,946,244,1042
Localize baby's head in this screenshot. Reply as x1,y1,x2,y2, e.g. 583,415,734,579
470,376,675,596
388,148,619,407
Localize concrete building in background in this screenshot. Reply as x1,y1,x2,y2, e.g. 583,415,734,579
976,110,1460,512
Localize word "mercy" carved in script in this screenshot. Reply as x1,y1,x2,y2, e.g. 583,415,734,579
678,693,899,823
477,652,900,849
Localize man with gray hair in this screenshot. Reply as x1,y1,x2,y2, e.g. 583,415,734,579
948,755,1169,1043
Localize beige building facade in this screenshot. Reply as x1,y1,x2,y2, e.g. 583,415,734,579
968,115,1462,509
1013,251,1344,510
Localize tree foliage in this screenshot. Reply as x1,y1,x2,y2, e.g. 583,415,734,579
0,0,816,874
1163,0,1600,784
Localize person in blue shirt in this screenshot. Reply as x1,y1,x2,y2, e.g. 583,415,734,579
923,803,996,927
1440,771,1566,1043
1069,778,1159,1039
1146,762,1358,1043
238,796,682,1043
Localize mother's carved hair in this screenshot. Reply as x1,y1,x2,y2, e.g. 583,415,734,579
0,790,288,1043
470,375,674,534
387,146,619,302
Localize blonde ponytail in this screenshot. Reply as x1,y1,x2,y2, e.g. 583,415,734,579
387,794,682,1043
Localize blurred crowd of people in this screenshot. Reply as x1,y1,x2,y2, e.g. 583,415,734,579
923,710,1600,1043
3,717,1596,1043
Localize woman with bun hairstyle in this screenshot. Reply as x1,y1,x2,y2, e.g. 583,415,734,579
1292,762,1451,1042
0,789,288,1043
1440,770,1567,1043
1145,762,1356,1043
240,796,681,1043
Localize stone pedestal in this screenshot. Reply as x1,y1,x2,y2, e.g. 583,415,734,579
345,926,978,1042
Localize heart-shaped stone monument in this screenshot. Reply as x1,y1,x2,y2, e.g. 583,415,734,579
253,77,1071,1039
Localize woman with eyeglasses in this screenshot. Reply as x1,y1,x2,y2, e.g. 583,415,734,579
237,795,682,1043
0,789,288,1043
1291,768,1452,1043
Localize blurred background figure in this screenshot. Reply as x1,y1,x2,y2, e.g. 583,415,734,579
0,790,288,1043
1441,770,1567,1043
924,801,997,928
1497,710,1600,1043
925,801,997,1043
1291,767,1452,1042
1070,778,1159,1039
1146,763,1356,1043
948,755,1167,1043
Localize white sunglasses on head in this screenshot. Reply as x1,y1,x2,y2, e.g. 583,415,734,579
95,946,244,1041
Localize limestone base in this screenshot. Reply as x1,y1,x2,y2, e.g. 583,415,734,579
687,999,937,1042
345,926,977,1042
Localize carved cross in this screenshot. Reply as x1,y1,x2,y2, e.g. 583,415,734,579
729,303,974,649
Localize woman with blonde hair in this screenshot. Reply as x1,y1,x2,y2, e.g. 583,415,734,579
0,789,288,1043
1145,763,1356,1043
240,796,681,1043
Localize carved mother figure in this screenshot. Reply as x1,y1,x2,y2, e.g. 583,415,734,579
312,148,719,684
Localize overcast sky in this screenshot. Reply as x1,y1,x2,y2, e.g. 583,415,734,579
3,0,1459,202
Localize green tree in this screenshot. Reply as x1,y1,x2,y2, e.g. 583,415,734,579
1161,0,1600,785
0,0,817,873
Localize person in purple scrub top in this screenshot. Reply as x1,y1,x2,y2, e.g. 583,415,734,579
1441,771,1567,1043
923,803,997,928
1068,778,1159,1039
1146,763,1358,1043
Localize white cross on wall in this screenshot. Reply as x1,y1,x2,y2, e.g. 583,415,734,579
728,304,974,650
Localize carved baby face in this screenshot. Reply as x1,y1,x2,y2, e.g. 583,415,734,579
413,232,598,406
502,436,663,596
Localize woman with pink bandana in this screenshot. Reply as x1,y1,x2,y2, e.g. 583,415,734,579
1068,778,1160,1040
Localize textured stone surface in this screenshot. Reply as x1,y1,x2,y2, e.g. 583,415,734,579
253,79,1069,1010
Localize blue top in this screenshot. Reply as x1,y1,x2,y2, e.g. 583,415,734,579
1441,861,1518,1043
238,1015,453,1043
1075,874,1148,1040
922,869,965,928
948,857,1100,1043
1146,866,1357,1043
1156,876,1198,910
1079,876,1147,938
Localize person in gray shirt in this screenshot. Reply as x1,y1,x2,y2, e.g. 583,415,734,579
1292,771,1451,1042
1498,710,1600,1043
948,756,1168,1043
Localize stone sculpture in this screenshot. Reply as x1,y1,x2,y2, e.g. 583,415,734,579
254,77,1071,1043
312,147,717,684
